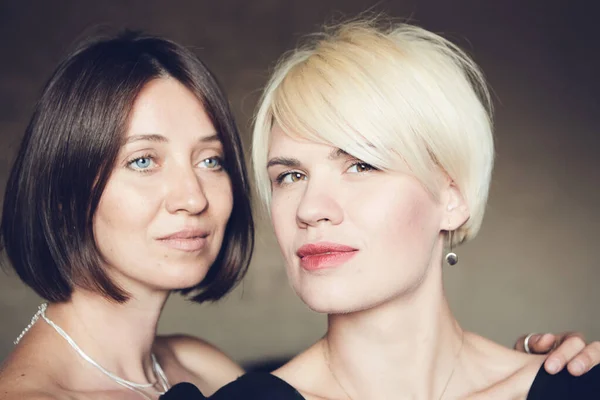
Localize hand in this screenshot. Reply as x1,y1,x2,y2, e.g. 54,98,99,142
514,332,600,376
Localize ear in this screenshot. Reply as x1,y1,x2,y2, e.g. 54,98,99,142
440,180,470,231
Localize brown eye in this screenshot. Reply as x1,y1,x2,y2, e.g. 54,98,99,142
356,163,370,172
347,162,375,173
277,171,306,185
290,172,304,182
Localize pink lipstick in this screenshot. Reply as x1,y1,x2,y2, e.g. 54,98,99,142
296,242,358,271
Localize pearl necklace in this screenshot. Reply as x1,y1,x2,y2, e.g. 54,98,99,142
15,303,170,399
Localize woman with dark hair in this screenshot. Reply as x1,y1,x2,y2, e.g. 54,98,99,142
0,31,253,398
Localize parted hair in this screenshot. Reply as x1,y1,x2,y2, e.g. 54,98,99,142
1,31,254,303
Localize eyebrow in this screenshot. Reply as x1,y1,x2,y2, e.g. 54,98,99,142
328,148,350,160
266,147,351,169
266,156,301,169
124,133,221,145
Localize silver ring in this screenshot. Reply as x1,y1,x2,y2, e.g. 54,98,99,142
524,333,536,354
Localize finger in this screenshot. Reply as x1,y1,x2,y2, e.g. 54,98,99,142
514,333,544,352
555,331,585,347
544,335,586,374
566,341,600,376
514,334,527,351
528,333,559,354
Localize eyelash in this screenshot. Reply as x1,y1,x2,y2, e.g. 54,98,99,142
200,156,225,171
126,154,156,173
346,160,377,173
275,171,305,186
274,160,378,186
126,155,225,173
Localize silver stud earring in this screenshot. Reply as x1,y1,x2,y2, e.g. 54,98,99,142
445,230,458,266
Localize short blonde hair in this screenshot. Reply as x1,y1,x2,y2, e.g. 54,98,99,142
252,20,494,245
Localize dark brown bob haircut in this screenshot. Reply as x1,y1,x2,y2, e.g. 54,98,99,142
0,31,254,303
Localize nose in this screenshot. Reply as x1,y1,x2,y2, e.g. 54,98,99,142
164,164,208,215
296,177,343,228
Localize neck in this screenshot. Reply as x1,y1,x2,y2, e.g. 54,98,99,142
325,262,465,399
45,288,169,386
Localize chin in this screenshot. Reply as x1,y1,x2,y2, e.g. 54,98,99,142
302,297,373,315
295,273,407,315
156,264,212,290
293,282,370,315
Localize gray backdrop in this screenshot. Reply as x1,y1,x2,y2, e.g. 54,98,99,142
1,0,598,366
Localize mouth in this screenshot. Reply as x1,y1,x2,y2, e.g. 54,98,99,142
296,242,358,271
157,229,209,252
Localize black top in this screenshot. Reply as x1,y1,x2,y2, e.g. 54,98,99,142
161,365,600,399
527,364,600,399
160,381,207,399
159,372,303,400
212,372,304,399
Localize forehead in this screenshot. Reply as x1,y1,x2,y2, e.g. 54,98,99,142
267,123,333,155
127,78,213,137
267,122,385,171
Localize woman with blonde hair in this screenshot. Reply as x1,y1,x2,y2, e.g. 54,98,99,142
204,19,600,399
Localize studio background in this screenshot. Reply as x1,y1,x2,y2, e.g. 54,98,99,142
0,0,598,366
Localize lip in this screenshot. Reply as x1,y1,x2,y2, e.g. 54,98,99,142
296,242,358,271
157,229,209,252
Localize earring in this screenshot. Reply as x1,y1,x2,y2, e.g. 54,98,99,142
445,230,458,266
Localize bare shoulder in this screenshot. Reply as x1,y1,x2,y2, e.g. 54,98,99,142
0,391,59,400
0,373,60,400
156,334,242,374
273,341,329,400
155,334,243,391
0,355,60,400
467,360,544,400
464,333,546,399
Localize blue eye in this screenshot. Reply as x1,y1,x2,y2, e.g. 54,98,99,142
134,158,151,168
127,156,156,172
200,157,223,170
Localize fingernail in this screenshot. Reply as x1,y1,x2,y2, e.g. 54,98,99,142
571,360,585,375
546,359,560,374
530,334,542,343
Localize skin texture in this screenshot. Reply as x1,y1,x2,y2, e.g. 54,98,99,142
0,78,242,399
265,126,595,399
94,78,233,294
268,125,462,315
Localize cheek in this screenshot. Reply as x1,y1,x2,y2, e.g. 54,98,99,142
270,196,297,253
270,204,287,245
208,177,234,227
351,184,441,249
94,180,157,242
